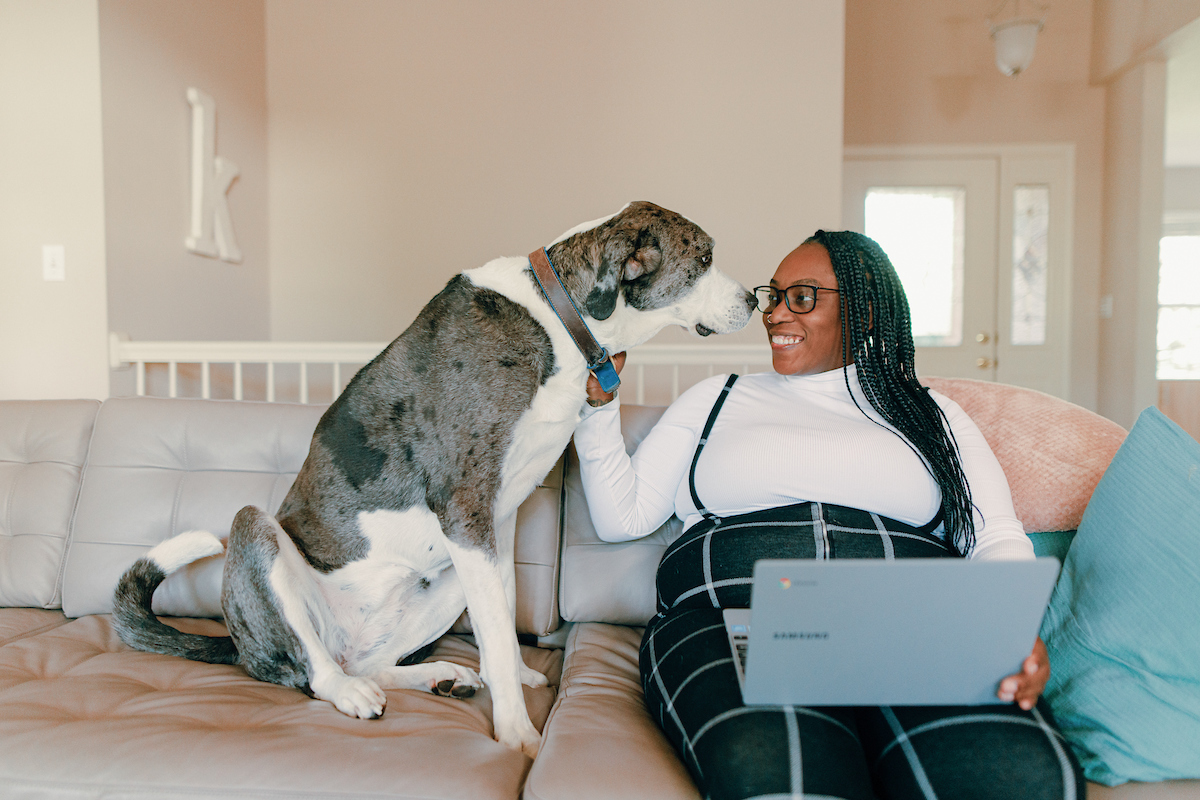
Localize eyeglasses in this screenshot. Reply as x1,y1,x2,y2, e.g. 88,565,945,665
753,284,841,315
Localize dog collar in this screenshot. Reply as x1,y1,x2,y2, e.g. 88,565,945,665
528,248,621,393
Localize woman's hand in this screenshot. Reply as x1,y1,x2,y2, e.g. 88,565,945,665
585,351,627,407
997,636,1050,710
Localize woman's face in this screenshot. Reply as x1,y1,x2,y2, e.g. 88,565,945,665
763,243,846,376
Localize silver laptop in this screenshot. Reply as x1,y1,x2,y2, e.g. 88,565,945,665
724,557,1060,706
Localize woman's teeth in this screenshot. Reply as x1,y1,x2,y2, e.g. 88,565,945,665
772,335,803,346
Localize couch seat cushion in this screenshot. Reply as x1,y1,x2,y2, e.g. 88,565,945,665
525,622,700,800
0,607,68,646
0,614,560,800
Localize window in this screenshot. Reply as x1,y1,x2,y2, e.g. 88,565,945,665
864,187,965,347
1011,186,1049,346
1158,235,1200,379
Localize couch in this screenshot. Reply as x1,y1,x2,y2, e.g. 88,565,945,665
0,379,1196,799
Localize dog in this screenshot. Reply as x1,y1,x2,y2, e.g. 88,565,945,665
112,201,757,758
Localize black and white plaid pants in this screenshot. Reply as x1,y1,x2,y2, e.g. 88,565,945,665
638,502,1085,800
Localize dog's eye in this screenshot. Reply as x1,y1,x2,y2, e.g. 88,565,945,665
700,253,712,267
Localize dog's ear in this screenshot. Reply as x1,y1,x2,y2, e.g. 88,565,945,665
585,229,636,320
624,228,662,281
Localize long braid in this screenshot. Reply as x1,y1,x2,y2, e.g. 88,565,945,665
810,230,976,556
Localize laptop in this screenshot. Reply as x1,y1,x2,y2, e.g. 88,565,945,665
724,557,1060,706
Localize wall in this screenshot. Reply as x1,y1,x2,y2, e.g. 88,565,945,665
1091,0,1200,82
0,0,110,400
265,0,845,345
843,0,1106,410
1091,5,1200,427
1097,63,1167,428
98,0,270,345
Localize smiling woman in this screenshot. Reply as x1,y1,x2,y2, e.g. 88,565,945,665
575,230,1084,800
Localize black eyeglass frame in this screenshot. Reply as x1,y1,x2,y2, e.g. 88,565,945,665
753,284,842,315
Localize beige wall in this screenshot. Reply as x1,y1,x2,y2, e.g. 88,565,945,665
843,0,1106,410
0,0,110,400
265,0,845,345
99,0,270,344
1097,62,1167,428
1091,0,1200,82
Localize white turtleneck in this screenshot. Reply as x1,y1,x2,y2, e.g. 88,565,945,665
573,366,1032,562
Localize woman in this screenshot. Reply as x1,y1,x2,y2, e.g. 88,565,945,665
574,231,1083,800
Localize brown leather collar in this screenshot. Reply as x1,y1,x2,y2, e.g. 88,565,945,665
528,248,620,392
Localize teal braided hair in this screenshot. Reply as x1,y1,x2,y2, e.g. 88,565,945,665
808,230,976,556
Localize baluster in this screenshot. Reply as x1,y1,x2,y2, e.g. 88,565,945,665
299,362,309,404
136,362,146,396
332,362,341,399
201,362,211,399
267,362,275,403
671,365,680,401
234,362,243,401
169,362,178,398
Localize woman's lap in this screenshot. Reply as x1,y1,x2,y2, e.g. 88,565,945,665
641,607,1084,800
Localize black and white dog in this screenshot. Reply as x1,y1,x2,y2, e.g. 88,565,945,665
113,201,756,758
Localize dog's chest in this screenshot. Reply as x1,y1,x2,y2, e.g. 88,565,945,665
495,366,585,521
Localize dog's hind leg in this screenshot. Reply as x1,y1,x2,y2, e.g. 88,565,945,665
227,507,387,720
354,565,483,698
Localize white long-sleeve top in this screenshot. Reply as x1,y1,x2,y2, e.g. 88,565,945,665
574,365,1032,562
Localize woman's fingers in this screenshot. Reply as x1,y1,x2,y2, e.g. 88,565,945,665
586,351,628,406
997,637,1050,710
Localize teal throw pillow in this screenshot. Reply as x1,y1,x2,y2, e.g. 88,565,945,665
1040,407,1200,785
1026,530,1076,562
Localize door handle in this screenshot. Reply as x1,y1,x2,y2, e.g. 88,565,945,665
976,357,995,369
975,332,992,344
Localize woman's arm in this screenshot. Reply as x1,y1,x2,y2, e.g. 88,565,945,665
574,376,728,542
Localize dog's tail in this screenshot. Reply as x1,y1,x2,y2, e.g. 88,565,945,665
112,530,239,665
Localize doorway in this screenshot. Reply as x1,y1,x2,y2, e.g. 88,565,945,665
844,146,1075,399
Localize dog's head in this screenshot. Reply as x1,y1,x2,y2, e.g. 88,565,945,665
545,202,756,350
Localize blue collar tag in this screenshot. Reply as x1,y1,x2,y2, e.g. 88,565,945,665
591,354,621,393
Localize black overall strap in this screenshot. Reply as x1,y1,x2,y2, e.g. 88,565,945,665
688,374,739,521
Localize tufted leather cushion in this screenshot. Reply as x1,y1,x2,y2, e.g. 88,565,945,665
62,397,327,619
60,397,562,633
0,400,100,609
525,622,700,800
558,405,679,626
0,612,560,799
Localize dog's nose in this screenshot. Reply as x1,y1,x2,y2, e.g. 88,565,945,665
742,290,758,313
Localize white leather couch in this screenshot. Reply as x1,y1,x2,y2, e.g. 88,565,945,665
0,385,1196,799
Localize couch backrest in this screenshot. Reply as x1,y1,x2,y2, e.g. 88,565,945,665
29,396,560,634
921,377,1126,532
558,378,1129,626
0,400,100,609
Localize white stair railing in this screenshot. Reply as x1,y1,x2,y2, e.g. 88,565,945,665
109,333,772,405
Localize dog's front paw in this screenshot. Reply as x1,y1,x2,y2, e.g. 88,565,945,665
520,664,549,688
495,715,542,759
320,674,387,720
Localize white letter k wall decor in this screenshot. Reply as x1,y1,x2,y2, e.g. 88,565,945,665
185,88,242,263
